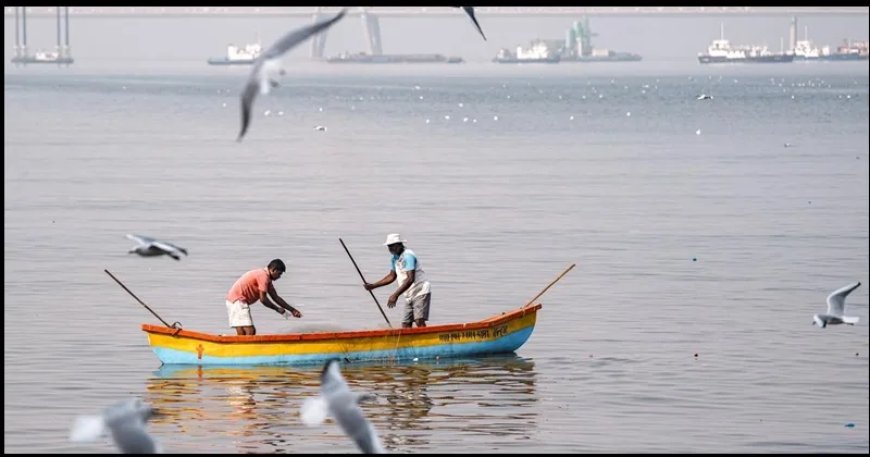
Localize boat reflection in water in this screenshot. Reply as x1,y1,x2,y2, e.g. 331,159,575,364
145,354,537,453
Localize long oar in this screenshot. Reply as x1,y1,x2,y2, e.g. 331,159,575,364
104,269,180,329
524,263,576,307
339,238,392,328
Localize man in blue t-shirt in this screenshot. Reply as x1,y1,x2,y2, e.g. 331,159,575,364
364,233,432,328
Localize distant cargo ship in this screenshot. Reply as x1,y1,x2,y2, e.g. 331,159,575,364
326,52,463,64
559,17,642,62
565,50,642,62
496,17,641,64
11,49,73,65
697,45,794,64
207,42,261,65
493,41,561,64
793,36,869,61
697,24,793,64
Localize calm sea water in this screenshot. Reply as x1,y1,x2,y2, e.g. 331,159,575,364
5,61,869,453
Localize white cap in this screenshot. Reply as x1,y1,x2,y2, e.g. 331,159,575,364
383,233,407,246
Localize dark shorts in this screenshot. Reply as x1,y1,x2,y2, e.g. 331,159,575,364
403,293,431,325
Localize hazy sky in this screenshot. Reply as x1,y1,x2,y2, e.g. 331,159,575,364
4,9,869,64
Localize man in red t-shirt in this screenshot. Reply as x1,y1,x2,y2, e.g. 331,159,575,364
225,259,302,335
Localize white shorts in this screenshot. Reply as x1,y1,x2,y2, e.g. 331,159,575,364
402,293,431,325
226,300,253,328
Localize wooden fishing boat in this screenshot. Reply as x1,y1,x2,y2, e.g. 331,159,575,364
141,304,542,366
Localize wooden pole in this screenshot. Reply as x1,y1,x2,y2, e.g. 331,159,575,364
339,238,392,327
524,263,576,307
105,269,178,328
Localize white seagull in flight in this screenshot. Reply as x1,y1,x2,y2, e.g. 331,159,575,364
237,9,347,141
813,281,861,328
70,398,161,454
126,234,188,261
301,359,385,453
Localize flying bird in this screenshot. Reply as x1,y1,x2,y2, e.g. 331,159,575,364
813,281,861,328
301,359,385,454
126,234,188,261
460,7,486,41
70,398,161,454
238,9,347,141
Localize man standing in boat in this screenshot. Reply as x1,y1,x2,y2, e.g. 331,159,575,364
365,234,432,328
226,259,301,336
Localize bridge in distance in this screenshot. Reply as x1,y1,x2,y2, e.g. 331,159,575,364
5,6,869,18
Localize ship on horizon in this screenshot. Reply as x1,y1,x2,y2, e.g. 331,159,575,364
494,17,641,64
10,6,74,66
698,23,793,64
559,17,642,62
207,41,261,65
493,40,561,63
793,30,868,61
11,48,74,65
326,51,463,64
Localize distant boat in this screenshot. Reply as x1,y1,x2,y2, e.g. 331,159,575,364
697,39,793,64
493,41,561,64
489,18,643,64
697,23,793,64
559,17,643,62
207,42,262,65
794,38,869,61
562,50,642,62
326,52,463,64
11,49,73,65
